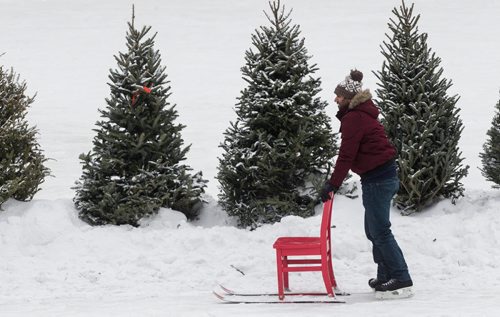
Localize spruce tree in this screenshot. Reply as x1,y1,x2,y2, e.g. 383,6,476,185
374,1,468,213
0,64,50,207
74,14,206,226
480,94,500,188
217,0,337,228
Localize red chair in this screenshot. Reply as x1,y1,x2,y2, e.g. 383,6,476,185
273,193,337,300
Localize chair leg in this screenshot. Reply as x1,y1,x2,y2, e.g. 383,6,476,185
321,259,334,297
276,250,285,300
283,256,289,291
328,256,337,288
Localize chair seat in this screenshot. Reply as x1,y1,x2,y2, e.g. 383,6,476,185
273,237,320,249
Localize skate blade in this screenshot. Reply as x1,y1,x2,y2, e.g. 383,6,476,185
375,286,413,300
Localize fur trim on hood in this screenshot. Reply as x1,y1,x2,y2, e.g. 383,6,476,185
349,89,372,109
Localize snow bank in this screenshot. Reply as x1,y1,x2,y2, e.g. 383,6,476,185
1,189,499,316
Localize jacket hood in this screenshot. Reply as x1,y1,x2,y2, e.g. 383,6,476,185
349,89,379,119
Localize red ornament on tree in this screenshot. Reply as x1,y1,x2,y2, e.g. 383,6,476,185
131,85,152,107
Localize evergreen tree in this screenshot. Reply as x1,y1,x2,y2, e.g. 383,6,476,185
217,0,338,228
74,14,206,226
374,1,468,214
0,64,50,207
480,94,500,188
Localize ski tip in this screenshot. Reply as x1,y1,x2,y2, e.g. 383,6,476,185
218,283,234,295
212,291,225,301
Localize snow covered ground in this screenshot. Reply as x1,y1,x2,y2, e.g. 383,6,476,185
1,0,500,316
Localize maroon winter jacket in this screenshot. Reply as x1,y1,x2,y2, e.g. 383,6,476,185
329,90,396,188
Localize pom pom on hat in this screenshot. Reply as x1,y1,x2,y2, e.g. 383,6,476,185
350,69,363,82
334,69,364,99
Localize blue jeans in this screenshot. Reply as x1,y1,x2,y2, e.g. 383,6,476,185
362,177,411,282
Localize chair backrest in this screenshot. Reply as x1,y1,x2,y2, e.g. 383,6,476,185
320,193,334,253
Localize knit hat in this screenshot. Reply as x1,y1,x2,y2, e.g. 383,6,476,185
334,69,363,100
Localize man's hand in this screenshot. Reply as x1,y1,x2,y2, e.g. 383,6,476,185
320,182,339,202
